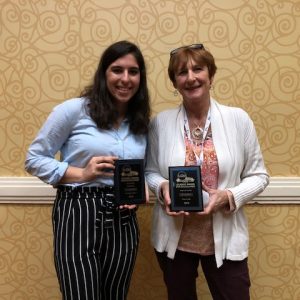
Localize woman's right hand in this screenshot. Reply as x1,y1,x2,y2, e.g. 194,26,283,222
59,156,118,184
160,181,188,216
82,156,118,182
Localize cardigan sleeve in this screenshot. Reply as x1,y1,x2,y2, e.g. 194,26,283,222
227,111,269,210
145,115,169,201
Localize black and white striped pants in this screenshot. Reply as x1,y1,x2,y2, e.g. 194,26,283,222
52,186,139,300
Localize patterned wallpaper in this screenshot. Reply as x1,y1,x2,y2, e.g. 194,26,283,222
1,204,300,300
0,0,300,299
0,0,299,176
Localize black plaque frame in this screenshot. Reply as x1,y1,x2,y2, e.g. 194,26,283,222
114,159,145,205
169,166,203,212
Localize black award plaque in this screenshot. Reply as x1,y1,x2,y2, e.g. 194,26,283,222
114,159,145,205
169,166,203,212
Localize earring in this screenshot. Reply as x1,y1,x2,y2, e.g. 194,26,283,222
173,89,178,96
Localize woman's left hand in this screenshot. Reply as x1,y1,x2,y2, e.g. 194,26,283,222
118,182,150,210
197,183,230,215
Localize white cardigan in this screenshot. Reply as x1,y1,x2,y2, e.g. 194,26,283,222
145,98,269,267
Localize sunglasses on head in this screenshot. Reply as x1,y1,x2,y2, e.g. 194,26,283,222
170,43,205,57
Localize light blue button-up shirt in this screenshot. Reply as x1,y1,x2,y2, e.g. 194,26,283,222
25,98,147,186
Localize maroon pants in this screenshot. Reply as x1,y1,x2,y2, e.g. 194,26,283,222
155,250,250,300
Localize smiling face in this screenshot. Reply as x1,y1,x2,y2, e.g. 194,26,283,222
105,53,140,109
168,47,217,108
173,58,213,105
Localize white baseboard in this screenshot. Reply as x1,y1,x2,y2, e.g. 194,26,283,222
0,177,299,204
249,177,300,203
0,177,56,204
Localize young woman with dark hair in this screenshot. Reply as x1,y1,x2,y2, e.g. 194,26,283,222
25,40,150,300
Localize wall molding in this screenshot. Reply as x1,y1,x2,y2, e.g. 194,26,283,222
0,177,299,204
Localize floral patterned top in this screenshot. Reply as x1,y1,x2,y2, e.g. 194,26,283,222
177,128,219,255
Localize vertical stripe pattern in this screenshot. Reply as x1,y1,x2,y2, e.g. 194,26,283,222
52,186,139,300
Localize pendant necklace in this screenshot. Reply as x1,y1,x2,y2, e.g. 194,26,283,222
191,124,204,142
183,106,211,166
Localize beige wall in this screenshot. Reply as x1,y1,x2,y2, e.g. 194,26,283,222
1,204,300,299
1,0,300,176
0,0,299,299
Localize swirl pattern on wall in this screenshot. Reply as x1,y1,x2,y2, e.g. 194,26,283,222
0,1,300,299
0,0,299,176
0,205,300,299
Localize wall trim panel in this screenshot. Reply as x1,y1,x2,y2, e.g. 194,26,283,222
0,177,299,204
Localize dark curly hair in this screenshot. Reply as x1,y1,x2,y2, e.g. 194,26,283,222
81,40,150,134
